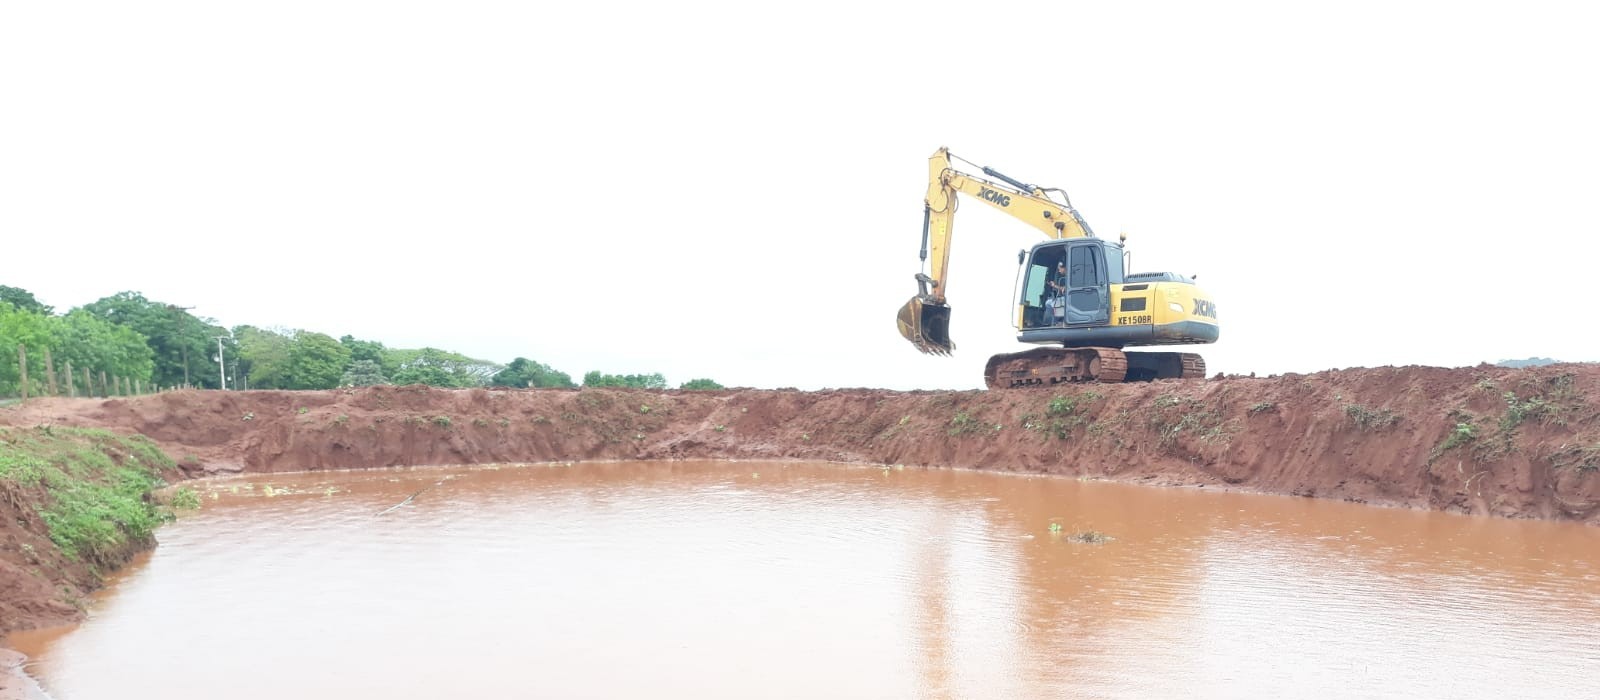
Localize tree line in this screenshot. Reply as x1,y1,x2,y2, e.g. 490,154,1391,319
1,285,722,395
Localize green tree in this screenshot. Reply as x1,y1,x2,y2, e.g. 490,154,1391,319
2,305,158,396
582,371,668,389
285,332,351,390
234,326,294,390
49,310,155,388
389,348,501,388
390,357,455,387
0,304,56,395
339,335,394,374
491,357,575,388
340,360,389,387
0,285,52,315
678,378,724,390
80,292,224,388
339,335,386,363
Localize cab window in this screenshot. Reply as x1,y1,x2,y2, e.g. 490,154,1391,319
1021,262,1048,306
1103,245,1124,284
1069,245,1100,287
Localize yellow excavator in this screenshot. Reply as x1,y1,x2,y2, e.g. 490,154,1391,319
896,147,1220,387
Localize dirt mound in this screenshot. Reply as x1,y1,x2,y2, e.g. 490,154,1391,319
7,365,1599,521
3,363,1598,635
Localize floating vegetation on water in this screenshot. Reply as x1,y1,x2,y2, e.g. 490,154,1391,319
1047,521,1114,544
169,487,202,510
1067,530,1114,544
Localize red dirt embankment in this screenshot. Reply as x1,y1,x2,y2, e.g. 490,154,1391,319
3,363,1599,639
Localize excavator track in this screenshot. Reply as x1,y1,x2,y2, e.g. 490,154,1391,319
1121,351,1208,382
983,347,1128,389
984,348,1208,388
1178,353,1207,379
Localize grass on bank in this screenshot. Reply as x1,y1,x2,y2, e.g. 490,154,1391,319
0,425,176,570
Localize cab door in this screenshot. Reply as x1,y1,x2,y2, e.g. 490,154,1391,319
1065,241,1109,325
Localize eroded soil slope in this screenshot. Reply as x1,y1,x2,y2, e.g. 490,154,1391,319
3,363,1598,636
8,363,1600,520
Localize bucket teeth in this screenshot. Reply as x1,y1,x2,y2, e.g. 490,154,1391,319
897,297,954,355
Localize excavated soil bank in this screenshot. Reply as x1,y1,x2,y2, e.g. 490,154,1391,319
3,363,1599,638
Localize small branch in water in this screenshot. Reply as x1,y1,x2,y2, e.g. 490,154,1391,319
377,478,449,516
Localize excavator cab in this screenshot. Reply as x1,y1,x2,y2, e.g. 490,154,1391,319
1018,240,1120,329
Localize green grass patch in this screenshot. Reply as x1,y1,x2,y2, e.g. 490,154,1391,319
1427,410,1481,464
1050,392,1102,416
1146,395,1232,448
169,486,202,510
0,426,176,571
1500,391,1551,432
1024,392,1102,440
1442,421,1478,450
1548,443,1600,473
1344,404,1399,430
1435,375,1582,465
948,410,990,436
1498,374,1576,430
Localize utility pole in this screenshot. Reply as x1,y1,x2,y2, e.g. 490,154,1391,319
214,335,228,390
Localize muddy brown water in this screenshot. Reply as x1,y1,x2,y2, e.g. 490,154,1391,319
7,461,1600,699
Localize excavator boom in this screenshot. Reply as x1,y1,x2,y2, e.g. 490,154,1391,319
898,147,1093,355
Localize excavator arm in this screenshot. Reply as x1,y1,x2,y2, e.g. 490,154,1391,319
898,147,1097,355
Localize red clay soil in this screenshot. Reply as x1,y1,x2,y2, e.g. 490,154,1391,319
3,363,1599,639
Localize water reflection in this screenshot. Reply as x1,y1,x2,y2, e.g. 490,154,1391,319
8,461,1599,700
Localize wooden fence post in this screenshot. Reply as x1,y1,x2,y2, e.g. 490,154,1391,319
83,367,93,398
64,360,75,397
99,370,108,398
135,379,142,395
18,346,27,400
43,348,57,396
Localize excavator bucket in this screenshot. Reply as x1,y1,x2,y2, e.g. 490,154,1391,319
897,297,954,355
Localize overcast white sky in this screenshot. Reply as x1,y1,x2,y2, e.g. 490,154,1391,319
3,1,1597,390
